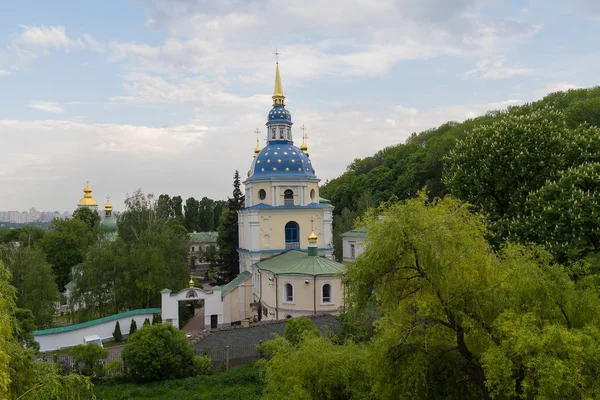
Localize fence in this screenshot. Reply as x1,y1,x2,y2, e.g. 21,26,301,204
37,344,259,373
195,344,260,370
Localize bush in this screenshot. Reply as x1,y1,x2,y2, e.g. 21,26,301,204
113,321,123,342
283,316,320,345
152,313,162,325
71,343,108,377
143,317,150,326
122,323,195,381
103,359,122,382
193,356,213,376
129,319,137,336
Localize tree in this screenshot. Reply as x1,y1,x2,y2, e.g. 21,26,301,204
71,343,108,376
122,323,195,381
171,195,184,222
152,313,161,325
72,207,101,233
143,318,150,326
40,217,91,289
345,193,600,399
283,316,320,345
0,260,93,399
261,335,371,400
129,319,137,336
0,226,45,247
7,247,59,328
184,197,201,232
198,197,215,231
113,321,123,342
512,162,600,265
217,171,245,282
444,107,600,240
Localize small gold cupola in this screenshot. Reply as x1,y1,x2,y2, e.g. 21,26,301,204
254,128,261,158
300,125,309,157
189,277,195,288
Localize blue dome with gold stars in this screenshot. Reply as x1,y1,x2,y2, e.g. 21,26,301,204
248,143,316,181
268,105,292,124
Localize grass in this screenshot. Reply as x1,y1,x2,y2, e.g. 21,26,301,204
92,365,263,400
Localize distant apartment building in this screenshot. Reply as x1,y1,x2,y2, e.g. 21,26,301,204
0,208,71,223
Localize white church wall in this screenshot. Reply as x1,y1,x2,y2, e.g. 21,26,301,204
34,309,160,352
161,287,223,329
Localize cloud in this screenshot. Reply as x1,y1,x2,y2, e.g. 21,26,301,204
0,69,10,76
0,25,104,73
15,25,84,50
108,0,540,82
464,57,533,79
26,101,64,113
533,82,581,97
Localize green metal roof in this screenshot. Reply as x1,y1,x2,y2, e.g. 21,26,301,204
220,270,252,298
257,250,345,276
188,231,218,243
340,227,368,238
33,308,161,336
318,197,332,204
64,280,75,291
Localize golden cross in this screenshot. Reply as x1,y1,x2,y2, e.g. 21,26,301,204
301,125,308,143
254,128,261,144
310,216,314,231
273,47,280,64
106,194,110,203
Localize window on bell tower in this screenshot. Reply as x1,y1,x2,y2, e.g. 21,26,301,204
279,127,284,139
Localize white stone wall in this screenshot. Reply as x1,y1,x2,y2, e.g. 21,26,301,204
34,311,157,352
342,236,367,263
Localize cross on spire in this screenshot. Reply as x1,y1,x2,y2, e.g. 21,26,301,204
310,216,314,231
255,128,261,144
301,125,308,143
273,47,280,64
106,194,111,203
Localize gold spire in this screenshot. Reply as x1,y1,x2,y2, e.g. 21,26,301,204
104,195,112,216
272,48,285,106
308,230,318,243
189,277,195,288
254,128,261,157
77,182,98,207
300,125,309,157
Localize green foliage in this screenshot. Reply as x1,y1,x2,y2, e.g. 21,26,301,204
40,216,92,289
14,308,39,351
193,356,213,376
129,319,138,336
0,226,46,247
103,359,122,383
217,171,245,283
122,323,195,382
71,343,109,377
72,206,102,233
93,365,262,400
0,260,93,399
261,335,371,400
143,317,150,326
6,246,59,328
256,336,292,361
345,193,600,398
514,162,600,264
152,313,162,325
283,316,320,345
113,321,123,342
184,197,201,233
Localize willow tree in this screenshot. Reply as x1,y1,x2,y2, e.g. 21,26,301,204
346,194,600,399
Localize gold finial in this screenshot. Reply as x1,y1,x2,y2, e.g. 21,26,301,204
189,277,195,288
104,195,112,213
300,125,309,156
254,128,262,157
272,48,285,106
308,217,317,243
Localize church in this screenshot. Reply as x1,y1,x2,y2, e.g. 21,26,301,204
217,60,345,324
160,61,346,327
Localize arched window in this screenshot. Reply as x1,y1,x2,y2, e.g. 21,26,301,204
286,127,291,140
322,284,332,303
284,189,294,205
284,283,294,302
310,188,316,201
279,127,284,139
191,246,195,252
285,221,300,249
271,127,276,139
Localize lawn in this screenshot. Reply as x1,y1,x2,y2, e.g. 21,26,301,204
93,365,263,400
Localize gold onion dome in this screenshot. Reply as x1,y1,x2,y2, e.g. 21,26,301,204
104,200,113,212
189,277,195,287
77,184,98,207
254,140,261,158
308,230,318,243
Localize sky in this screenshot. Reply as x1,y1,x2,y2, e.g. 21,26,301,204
0,0,599,212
